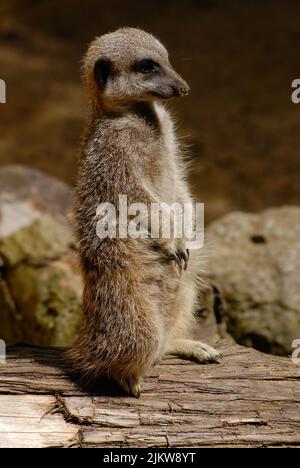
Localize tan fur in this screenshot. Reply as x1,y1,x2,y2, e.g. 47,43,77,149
68,28,220,397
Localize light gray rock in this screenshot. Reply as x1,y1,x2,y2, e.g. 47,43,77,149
0,165,82,346
206,206,300,356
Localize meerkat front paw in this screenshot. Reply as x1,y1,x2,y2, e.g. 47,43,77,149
166,238,189,272
169,248,189,272
167,339,222,363
155,239,189,272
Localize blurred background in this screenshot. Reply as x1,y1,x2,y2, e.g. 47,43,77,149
0,0,300,354
1,0,300,222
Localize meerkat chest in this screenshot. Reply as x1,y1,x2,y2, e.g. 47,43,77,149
152,104,181,201
154,103,177,157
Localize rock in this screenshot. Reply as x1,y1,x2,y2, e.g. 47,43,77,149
0,165,73,218
0,165,82,347
0,214,75,267
193,283,233,346
206,206,300,356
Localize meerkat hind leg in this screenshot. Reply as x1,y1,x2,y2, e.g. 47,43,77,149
167,339,221,364
115,375,142,398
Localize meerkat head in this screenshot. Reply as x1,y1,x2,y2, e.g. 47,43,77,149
83,27,190,112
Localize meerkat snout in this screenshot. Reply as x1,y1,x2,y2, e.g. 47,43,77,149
83,27,190,111
149,64,190,100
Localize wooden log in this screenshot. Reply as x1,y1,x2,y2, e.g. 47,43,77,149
0,343,299,448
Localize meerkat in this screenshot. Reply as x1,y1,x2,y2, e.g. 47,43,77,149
68,27,220,397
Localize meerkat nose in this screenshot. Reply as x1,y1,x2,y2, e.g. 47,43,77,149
176,84,190,97
179,86,190,96
171,83,190,97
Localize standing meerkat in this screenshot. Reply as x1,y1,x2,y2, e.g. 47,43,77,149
69,27,220,397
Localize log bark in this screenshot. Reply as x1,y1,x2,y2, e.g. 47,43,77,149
0,342,299,448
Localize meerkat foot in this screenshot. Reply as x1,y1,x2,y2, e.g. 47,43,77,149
167,339,221,364
117,376,142,398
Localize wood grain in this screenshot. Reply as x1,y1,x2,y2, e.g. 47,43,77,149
0,343,299,448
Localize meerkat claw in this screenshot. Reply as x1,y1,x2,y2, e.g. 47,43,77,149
176,250,189,272
171,249,189,271
172,254,182,272
182,249,189,270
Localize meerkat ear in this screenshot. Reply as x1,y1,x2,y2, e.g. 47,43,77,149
93,59,112,89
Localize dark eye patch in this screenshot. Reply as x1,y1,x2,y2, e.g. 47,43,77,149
94,59,113,88
133,59,160,74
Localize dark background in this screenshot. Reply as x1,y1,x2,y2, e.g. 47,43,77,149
1,0,299,222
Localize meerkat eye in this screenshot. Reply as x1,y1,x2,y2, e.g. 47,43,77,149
134,59,160,74
94,59,113,88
